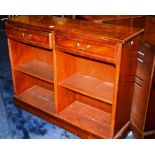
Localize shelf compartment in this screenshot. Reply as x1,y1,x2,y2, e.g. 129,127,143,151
13,85,55,114
16,60,54,83
58,101,111,138
59,73,113,104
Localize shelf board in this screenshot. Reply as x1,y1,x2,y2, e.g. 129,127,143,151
58,101,111,138
59,73,113,104
13,85,111,138
16,60,54,83
14,85,55,114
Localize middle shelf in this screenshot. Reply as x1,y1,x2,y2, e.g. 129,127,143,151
59,73,114,104
16,60,54,83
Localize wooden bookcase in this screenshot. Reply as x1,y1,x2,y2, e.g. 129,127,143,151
6,16,144,138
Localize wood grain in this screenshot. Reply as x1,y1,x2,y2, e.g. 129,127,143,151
6,15,144,138
16,60,54,83
59,73,113,104
14,85,55,113
58,101,112,138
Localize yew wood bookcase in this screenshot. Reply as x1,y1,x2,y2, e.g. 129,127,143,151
6,16,144,138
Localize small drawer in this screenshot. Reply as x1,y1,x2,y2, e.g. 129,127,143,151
56,33,117,64
6,24,54,49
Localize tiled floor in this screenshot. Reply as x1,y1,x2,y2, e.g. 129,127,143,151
0,30,135,139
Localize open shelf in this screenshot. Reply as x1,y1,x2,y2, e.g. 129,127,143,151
14,85,55,114
16,60,54,83
59,73,113,104
58,101,111,138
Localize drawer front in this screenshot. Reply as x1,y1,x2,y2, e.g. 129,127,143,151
56,34,116,64
6,24,53,49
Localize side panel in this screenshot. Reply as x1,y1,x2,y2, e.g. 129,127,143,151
113,35,142,136
131,44,155,134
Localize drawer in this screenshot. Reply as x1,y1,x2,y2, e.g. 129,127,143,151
56,33,117,64
6,24,54,49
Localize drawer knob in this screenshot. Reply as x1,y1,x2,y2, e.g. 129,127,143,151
76,43,90,50
28,34,32,40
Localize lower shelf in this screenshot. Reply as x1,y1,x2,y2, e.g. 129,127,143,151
58,101,111,138
14,85,55,114
13,85,112,138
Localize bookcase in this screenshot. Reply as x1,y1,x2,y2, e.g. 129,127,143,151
6,16,144,138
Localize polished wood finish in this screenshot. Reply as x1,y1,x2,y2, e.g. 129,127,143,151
81,15,155,139
56,33,117,64
113,35,142,136
6,15,143,138
81,15,144,23
6,23,54,49
59,73,113,104
131,43,155,138
58,101,111,138
81,15,155,46
7,16,144,43
144,16,155,46
16,60,54,83
14,85,55,113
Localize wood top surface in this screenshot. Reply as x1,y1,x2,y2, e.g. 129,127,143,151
7,15,144,43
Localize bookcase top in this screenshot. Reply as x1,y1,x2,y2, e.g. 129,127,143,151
7,15,144,43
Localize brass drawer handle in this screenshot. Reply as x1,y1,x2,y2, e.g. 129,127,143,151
138,51,144,56
137,58,143,63
76,43,91,50
28,34,32,40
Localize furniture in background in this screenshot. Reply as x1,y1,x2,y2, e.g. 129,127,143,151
144,16,155,46
131,16,155,138
81,15,146,27
6,15,143,138
131,43,155,138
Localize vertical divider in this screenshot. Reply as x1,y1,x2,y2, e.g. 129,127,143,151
53,33,76,113
110,43,122,137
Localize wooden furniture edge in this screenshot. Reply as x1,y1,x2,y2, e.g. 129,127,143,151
113,121,131,139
